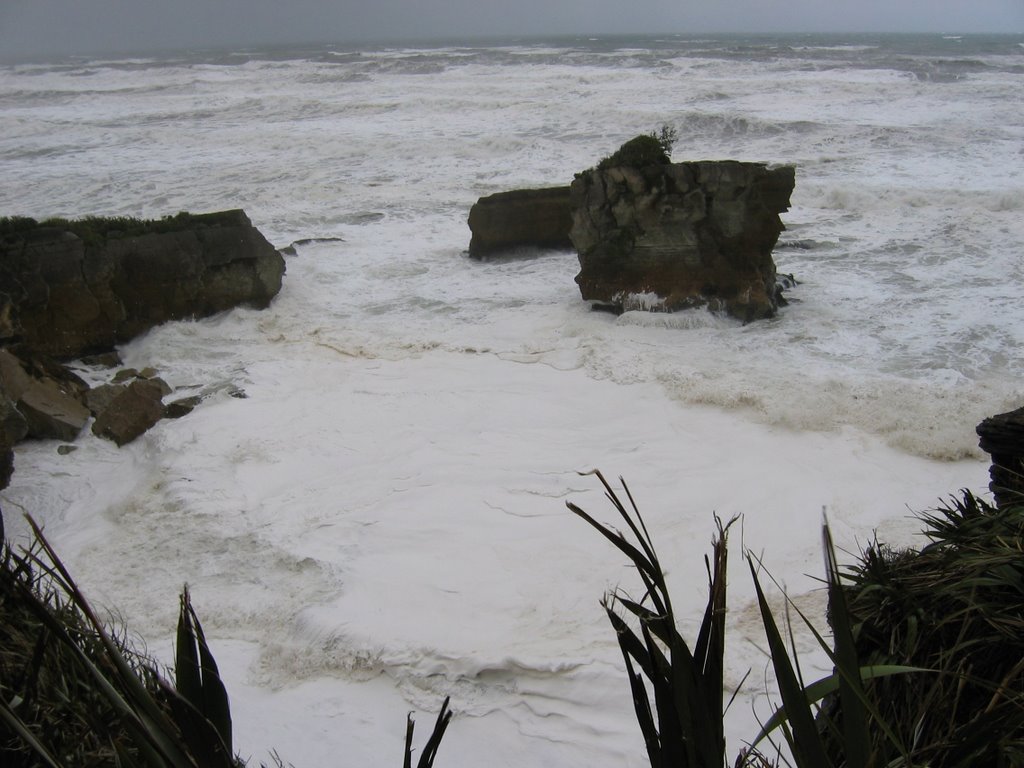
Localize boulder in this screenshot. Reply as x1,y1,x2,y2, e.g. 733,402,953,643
0,396,28,450
0,395,28,490
17,379,90,442
0,210,285,359
467,187,573,258
84,383,127,417
977,406,1024,508
570,158,795,321
91,379,166,446
0,348,89,443
164,395,203,419
0,349,33,401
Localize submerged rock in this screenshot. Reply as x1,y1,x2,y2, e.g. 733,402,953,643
570,158,795,322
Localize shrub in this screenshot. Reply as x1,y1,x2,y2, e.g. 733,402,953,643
0,211,245,247
569,469,924,768
596,125,678,170
829,491,1024,766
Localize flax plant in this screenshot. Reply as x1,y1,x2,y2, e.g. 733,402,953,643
1,514,455,768
567,469,734,768
0,516,239,767
569,470,924,768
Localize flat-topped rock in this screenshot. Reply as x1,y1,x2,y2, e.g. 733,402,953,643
0,210,285,359
570,158,795,321
467,187,573,258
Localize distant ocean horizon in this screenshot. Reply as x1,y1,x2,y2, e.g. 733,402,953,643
4,30,1023,64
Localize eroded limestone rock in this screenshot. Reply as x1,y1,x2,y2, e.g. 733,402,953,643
570,159,795,321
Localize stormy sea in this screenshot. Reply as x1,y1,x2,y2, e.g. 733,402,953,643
2,33,1022,766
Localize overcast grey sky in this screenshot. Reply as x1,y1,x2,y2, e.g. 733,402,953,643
1,0,1022,58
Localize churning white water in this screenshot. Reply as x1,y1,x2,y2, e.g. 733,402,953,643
1,34,1022,766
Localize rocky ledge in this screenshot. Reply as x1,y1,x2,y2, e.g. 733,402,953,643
467,187,573,258
0,209,285,359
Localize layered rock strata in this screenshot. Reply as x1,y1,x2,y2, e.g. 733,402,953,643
570,160,795,321
0,210,284,491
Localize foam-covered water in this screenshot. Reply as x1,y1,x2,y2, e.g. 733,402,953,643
1,34,1021,766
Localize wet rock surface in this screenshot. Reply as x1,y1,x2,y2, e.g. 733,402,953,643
570,159,795,321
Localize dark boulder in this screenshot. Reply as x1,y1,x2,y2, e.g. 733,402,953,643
91,379,166,447
570,158,795,321
467,187,573,258
164,395,203,419
84,383,127,417
0,394,28,490
977,406,1024,508
0,210,285,359
0,348,89,444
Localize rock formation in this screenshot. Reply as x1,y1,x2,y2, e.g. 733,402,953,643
0,210,285,359
91,378,167,447
0,342,215,491
467,187,573,258
977,406,1024,508
0,349,89,443
0,210,285,491
570,157,795,321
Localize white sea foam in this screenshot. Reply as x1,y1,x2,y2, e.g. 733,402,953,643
1,34,1020,767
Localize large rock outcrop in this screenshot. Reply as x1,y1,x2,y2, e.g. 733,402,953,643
0,210,285,359
467,187,573,258
570,159,795,321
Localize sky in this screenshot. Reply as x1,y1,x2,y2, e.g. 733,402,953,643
0,0,1022,59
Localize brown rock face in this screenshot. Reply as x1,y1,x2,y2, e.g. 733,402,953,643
0,210,285,359
91,379,166,447
467,187,573,258
0,348,89,443
570,160,795,321
16,379,90,442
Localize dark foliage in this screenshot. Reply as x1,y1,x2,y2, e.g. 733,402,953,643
0,514,454,767
595,125,678,171
0,211,243,246
830,491,1024,766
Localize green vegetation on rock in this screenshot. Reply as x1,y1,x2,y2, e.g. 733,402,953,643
595,125,678,170
0,211,245,247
